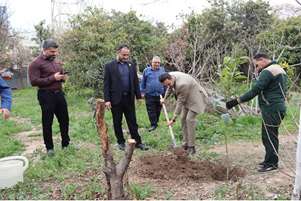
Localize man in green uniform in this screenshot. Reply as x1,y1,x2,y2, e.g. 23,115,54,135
226,53,287,172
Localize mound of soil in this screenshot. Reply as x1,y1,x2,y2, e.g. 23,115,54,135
210,164,246,182
134,153,246,182
172,147,189,160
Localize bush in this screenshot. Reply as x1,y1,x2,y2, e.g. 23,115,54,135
60,8,168,97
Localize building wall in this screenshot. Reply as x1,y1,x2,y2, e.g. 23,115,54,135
6,67,31,89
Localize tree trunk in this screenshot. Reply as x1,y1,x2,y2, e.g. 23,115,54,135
95,99,136,200
292,107,301,200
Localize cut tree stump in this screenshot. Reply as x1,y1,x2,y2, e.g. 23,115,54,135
95,99,136,200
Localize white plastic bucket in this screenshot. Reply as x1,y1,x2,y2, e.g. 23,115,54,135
0,156,29,189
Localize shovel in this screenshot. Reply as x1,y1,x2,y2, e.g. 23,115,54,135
160,95,177,147
160,95,188,159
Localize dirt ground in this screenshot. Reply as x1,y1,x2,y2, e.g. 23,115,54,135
128,134,297,199
133,153,246,182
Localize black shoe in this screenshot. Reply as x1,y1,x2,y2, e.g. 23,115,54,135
47,149,55,157
182,144,188,150
258,161,266,168
118,143,126,151
135,143,149,151
62,143,80,150
257,164,278,172
187,146,196,155
148,125,157,132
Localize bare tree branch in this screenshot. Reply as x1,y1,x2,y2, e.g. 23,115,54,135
95,99,136,200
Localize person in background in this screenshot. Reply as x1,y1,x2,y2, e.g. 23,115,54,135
28,39,70,157
226,53,287,172
103,44,148,151
159,72,207,155
0,76,12,120
140,56,165,132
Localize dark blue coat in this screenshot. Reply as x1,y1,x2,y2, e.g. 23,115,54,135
0,77,12,110
103,60,141,105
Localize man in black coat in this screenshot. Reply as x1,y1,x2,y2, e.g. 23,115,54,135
103,44,148,151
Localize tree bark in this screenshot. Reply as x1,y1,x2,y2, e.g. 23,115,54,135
95,99,136,200
292,107,301,200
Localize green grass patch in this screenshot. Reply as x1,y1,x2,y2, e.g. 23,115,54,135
280,93,300,134
0,147,102,199
196,113,262,145
12,88,41,126
0,119,30,157
214,183,265,200
130,183,154,200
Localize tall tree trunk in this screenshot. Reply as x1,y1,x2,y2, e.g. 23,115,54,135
95,99,136,200
292,107,301,200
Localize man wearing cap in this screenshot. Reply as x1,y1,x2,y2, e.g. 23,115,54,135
0,76,12,120
28,39,70,156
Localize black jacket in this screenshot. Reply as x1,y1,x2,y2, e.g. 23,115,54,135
103,59,141,105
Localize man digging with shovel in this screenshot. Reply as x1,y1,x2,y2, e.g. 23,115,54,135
159,72,208,155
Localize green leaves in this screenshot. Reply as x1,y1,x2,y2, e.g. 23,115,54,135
218,56,248,98
32,20,52,47
59,8,167,97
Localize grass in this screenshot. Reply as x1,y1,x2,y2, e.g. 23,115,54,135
0,87,105,199
12,88,41,126
197,113,262,145
214,182,265,200
130,183,154,200
0,118,30,157
0,87,299,199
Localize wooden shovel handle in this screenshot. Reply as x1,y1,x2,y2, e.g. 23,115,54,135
160,95,177,146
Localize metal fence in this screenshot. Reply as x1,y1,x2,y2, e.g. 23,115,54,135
6,67,31,89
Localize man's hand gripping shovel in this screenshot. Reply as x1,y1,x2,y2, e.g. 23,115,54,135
160,91,188,159
160,94,177,148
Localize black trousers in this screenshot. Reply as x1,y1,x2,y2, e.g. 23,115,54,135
111,94,142,145
38,89,70,150
145,95,162,127
261,110,285,166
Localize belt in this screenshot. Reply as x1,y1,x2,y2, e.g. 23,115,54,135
39,89,62,93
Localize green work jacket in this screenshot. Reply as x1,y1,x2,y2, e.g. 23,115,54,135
239,63,287,113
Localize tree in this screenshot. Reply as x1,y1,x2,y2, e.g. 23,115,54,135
95,99,136,199
257,16,301,82
9,33,32,68
0,5,11,68
165,0,274,81
110,11,168,70
59,7,168,97
31,20,52,56
257,16,301,64
0,6,31,69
